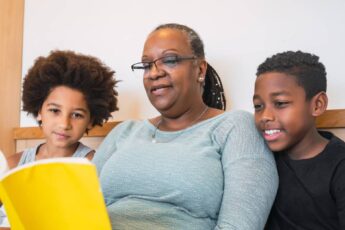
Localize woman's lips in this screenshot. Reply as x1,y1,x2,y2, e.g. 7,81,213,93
150,85,171,95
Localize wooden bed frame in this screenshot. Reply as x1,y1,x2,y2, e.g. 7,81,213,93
11,109,345,154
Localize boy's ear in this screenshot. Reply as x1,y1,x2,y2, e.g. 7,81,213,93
310,91,328,117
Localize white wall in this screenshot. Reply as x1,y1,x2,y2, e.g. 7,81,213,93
21,0,345,126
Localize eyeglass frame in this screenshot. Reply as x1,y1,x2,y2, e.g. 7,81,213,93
131,55,197,72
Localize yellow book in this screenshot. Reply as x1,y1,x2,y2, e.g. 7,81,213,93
0,157,111,230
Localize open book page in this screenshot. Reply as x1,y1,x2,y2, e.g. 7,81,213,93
0,157,111,230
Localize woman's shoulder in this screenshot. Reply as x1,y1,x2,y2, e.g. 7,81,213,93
209,110,254,128
223,110,254,120
209,110,261,146
103,119,149,139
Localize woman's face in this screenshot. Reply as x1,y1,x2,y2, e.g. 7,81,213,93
141,28,206,116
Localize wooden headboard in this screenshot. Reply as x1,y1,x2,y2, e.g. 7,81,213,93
11,109,345,154
316,109,345,140
13,121,121,140
12,121,121,155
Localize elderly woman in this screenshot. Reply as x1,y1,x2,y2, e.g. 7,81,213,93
93,23,278,229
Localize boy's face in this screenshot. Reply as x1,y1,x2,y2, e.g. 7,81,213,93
253,72,315,153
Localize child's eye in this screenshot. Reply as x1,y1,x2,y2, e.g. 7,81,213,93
274,101,290,108
48,108,60,114
71,113,84,119
253,104,264,111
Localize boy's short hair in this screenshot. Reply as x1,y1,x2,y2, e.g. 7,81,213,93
22,50,119,127
256,50,327,100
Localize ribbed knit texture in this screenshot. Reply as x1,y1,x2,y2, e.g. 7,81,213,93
93,110,278,229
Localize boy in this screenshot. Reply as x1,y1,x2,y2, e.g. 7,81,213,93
253,51,345,229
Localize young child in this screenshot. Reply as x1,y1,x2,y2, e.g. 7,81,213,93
7,50,118,168
0,50,118,228
253,51,345,229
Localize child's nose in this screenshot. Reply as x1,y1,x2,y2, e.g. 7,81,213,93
261,108,274,123
58,115,72,130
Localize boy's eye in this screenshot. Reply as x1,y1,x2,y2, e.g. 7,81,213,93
161,56,179,67
274,101,290,108
253,104,264,111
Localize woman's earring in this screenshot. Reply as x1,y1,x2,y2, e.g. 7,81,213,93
198,77,204,82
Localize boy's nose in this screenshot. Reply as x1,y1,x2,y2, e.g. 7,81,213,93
261,108,274,123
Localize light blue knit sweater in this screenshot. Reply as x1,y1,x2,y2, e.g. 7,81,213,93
93,110,278,230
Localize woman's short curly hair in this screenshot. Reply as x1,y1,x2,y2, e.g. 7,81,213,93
22,50,119,127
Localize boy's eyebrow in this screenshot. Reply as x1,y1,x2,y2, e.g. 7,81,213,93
252,91,292,100
270,91,292,97
253,94,261,100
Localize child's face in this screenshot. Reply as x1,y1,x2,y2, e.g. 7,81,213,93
37,86,92,149
253,72,315,153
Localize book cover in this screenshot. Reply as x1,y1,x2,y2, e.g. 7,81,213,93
0,157,111,230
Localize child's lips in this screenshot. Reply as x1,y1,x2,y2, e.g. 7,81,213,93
54,132,70,140
263,129,282,142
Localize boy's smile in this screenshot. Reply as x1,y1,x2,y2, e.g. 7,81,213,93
253,72,319,158
263,129,282,141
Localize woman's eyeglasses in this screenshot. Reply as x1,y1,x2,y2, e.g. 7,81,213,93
131,55,196,73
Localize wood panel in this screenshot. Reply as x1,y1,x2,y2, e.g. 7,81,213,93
0,0,25,156
316,109,345,128
13,108,345,140
13,121,121,140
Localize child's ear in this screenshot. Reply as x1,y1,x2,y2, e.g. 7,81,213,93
87,122,93,130
310,91,328,117
36,112,42,123
87,120,94,131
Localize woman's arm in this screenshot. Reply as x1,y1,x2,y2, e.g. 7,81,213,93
215,111,278,229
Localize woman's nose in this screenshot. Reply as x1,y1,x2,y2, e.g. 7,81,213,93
146,64,165,80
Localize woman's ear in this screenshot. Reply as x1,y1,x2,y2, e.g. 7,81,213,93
198,59,207,80
311,91,328,117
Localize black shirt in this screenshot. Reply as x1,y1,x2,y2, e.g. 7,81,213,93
266,131,345,230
